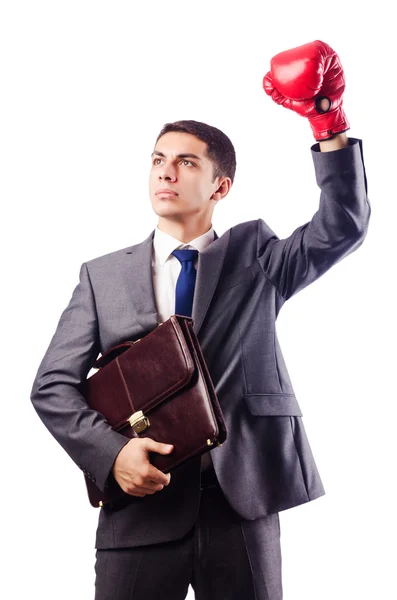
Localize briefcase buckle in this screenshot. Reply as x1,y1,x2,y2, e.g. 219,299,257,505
128,410,150,433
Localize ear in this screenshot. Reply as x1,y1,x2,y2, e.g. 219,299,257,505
211,177,232,201
211,189,222,201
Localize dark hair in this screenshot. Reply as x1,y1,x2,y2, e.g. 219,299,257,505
155,120,236,184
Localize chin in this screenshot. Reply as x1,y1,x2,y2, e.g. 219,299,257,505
151,200,183,218
153,209,186,220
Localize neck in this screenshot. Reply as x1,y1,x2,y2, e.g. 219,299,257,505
156,217,212,244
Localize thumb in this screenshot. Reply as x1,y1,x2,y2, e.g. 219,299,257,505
144,438,174,455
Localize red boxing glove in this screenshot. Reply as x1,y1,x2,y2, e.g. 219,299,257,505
263,40,349,141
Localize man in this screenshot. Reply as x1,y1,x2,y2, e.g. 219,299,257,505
30,40,371,599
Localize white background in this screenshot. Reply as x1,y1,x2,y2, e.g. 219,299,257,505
1,1,396,598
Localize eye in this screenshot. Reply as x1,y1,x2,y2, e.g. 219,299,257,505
152,158,194,167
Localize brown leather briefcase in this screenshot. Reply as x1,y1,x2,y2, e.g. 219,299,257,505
80,314,227,507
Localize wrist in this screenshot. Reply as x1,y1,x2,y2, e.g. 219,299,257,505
319,132,349,152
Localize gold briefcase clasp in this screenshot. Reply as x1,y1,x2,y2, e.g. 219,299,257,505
128,410,150,433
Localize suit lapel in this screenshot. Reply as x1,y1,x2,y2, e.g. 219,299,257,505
122,231,159,333
192,229,230,335
122,227,230,337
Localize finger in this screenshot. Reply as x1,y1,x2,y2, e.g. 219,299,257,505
147,466,171,486
137,483,165,495
142,480,166,492
124,484,160,497
143,438,174,456
121,478,163,496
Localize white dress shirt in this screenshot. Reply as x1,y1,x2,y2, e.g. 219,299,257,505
151,225,215,323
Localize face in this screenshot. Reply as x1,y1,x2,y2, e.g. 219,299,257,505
149,131,228,223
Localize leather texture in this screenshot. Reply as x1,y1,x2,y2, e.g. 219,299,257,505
30,139,371,548
81,315,227,507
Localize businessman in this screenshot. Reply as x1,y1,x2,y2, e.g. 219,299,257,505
31,40,371,599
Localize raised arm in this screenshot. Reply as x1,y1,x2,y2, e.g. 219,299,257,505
257,40,370,300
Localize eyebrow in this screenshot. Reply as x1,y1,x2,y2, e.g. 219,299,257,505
151,151,202,161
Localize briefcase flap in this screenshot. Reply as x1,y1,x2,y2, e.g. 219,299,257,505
83,316,197,431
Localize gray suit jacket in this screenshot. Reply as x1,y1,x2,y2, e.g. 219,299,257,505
31,139,370,549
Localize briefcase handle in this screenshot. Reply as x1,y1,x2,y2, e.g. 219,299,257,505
94,341,136,369
93,317,189,370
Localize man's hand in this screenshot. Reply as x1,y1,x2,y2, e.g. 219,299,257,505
112,437,174,497
263,40,350,141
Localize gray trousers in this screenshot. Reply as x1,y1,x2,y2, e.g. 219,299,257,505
94,473,282,600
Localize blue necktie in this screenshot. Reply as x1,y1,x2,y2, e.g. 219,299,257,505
172,249,199,317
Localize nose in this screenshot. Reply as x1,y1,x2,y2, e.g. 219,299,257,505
159,163,177,182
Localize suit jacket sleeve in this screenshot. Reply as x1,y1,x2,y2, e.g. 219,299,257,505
30,262,130,492
256,138,371,300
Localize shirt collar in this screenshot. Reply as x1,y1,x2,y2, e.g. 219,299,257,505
153,225,215,266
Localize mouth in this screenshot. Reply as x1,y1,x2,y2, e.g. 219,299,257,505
156,192,178,198
156,189,178,197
